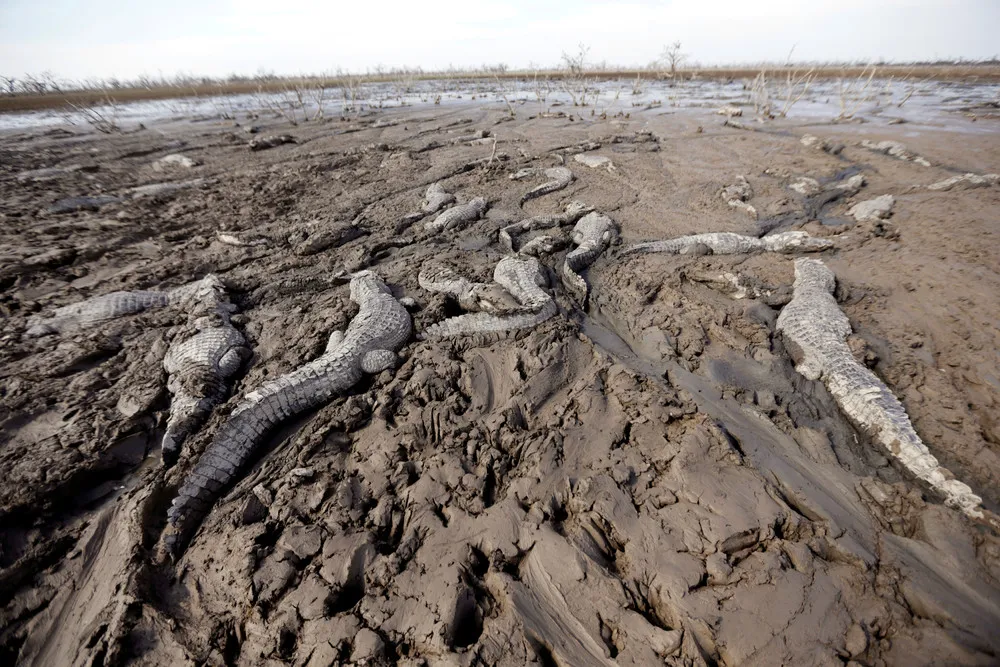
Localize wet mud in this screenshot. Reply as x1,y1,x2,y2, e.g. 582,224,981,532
1,99,999,666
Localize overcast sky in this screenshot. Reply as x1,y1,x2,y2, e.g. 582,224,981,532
1,0,997,81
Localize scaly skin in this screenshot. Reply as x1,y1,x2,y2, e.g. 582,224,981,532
24,274,249,463
520,167,574,204
216,231,270,247
418,264,522,314
422,257,556,338
828,174,866,195
499,201,593,253
517,235,565,256
161,275,249,465
622,231,832,256
450,130,490,144
424,197,488,234
790,174,865,197
720,175,752,200
127,178,208,199
26,291,171,336
25,279,214,337
720,176,757,219
24,274,251,466
421,182,457,214
688,271,781,303
249,135,296,151
46,195,122,214
216,221,366,255
849,195,894,223
561,212,620,304
800,134,845,155
860,139,931,167
926,173,999,191
163,271,411,557
776,259,982,518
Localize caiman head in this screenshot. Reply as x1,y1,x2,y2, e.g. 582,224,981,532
564,200,594,219
766,231,834,253
793,258,836,294
347,270,391,302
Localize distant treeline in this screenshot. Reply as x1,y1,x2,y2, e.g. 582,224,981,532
2,59,999,113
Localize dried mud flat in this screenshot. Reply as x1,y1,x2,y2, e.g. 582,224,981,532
1,101,1000,667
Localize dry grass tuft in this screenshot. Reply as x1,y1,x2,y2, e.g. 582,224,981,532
67,91,122,133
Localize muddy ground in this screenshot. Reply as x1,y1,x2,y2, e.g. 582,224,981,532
1,98,999,666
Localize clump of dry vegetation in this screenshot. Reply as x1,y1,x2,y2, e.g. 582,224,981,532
836,64,879,120
659,41,687,84
746,48,817,120
834,65,929,120
748,67,816,119
560,43,599,107
492,74,518,119
531,66,553,110
66,90,122,133
254,78,333,125
340,73,368,115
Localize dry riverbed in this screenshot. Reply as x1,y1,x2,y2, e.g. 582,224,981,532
1,97,999,666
